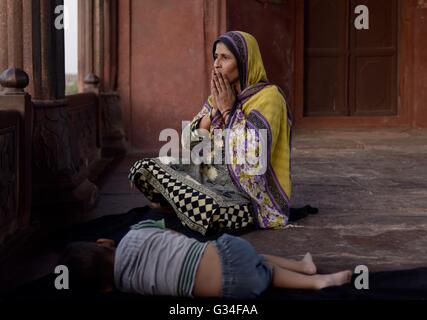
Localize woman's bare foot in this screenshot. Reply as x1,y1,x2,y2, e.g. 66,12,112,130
315,270,353,290
300,253,317,275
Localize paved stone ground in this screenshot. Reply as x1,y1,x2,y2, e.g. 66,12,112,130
93,128,427,274
3,128,427,292
244,128,427,273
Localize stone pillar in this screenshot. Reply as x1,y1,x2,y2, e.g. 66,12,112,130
0,0,9,79
78,0,126,157
0,0,25,92
23,0,42,99
38,0,65,100
6,0,23,69
84,73,101,147
0,1,98,215
0,0,59,100
28,0,97,214
77,0,93,92
0,68,33,232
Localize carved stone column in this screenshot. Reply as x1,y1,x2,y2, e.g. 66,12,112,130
78,0,126,157
28,0,98,214
0,1,9,81
0,0,58,100
0,0,65,98
0,1,99,215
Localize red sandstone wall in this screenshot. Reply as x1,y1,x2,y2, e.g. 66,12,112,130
118,0,132,145
118,0,208,153
118,0,295,152
117,0,427,152
227,0,296,110
413,2,427,127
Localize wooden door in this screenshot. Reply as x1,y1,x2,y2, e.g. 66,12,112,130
304,0,397,117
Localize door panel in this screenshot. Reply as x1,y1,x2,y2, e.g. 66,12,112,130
353,56,396,115
305,0,348,49
349,0,397,116
305,56,348,116
304,0,348,116
304,0,398,117
352,0,396,49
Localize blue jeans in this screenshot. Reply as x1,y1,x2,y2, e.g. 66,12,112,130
214,234,273,299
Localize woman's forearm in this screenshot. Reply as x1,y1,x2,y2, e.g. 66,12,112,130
198,113,211,130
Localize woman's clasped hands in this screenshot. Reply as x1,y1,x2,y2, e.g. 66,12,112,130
210,70,236,123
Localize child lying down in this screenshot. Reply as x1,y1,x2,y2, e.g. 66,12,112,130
59,219,352,299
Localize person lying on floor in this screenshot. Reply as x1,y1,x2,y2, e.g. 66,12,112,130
59,219,352,299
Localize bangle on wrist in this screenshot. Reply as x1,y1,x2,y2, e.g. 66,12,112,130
221,110,231,123
220,109,231,116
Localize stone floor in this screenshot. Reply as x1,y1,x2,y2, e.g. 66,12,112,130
2,128,427,293
93,128,427,274
244,128,427,274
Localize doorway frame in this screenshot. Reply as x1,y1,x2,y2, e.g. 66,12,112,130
294,0,414,128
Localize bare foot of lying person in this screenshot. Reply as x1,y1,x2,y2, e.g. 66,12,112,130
148,202,174,213
315,270,353,290
301,252,317,275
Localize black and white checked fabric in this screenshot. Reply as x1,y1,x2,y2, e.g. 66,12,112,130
129,160,159,202
129,158,253,234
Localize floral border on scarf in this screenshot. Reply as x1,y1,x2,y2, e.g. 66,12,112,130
226,108,288,229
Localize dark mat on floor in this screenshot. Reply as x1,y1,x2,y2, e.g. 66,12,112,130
3,206,427,302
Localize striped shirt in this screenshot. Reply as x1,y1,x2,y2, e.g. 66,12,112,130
114,220,208,297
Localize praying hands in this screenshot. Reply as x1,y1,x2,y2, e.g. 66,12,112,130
211,70,236,123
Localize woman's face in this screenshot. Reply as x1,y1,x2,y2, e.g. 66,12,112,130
213,42,239,86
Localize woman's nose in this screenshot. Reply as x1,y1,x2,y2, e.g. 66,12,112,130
214,65,222,74
214,59,221,69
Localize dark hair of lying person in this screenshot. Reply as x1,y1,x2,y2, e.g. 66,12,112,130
58,241,115,292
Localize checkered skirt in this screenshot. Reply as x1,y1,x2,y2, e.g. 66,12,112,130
129,158,254,235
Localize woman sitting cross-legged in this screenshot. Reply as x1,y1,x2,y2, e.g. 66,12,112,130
129,31,294,235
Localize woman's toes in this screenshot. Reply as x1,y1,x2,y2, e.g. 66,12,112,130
333,270,353,286
319,270,353,289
